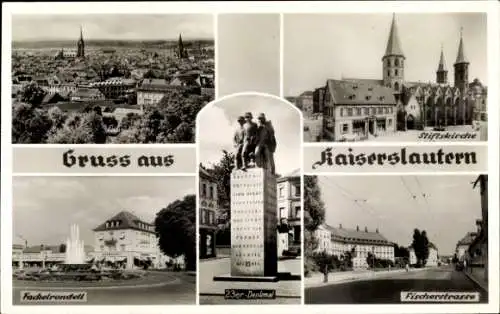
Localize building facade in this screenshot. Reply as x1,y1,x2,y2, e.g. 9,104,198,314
199,165,218,259
456,232,476,261
276,169,301,256
90,77,137,100
298,14,487,141
315,224,395,269
323,79,397,141
468,175,488,285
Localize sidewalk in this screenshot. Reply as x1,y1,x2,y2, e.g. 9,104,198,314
305,267,428,288
199,257,301,297
463,268,488,292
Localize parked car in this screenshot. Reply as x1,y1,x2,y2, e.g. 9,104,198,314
455,261,464,271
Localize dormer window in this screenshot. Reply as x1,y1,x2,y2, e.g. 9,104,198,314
368,87,373,91
365,95,371,100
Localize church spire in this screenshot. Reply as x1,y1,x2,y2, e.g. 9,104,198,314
436,44,448,84
437,44,447,71
455,27,468,64
80,25,83,41
384,13,404,57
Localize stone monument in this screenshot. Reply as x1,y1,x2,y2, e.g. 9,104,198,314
230,167,277,278
214,112,279,281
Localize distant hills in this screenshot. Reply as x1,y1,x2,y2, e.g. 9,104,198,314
12,39,214,49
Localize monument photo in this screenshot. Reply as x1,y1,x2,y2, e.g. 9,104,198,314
12,176,197,305
197,93,303,304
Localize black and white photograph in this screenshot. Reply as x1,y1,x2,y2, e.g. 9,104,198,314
11,14,214,144
284,13,488,142
197,94,302,304
12,176,196,305
304,174,488,304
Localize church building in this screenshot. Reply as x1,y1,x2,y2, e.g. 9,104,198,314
316,14,487,141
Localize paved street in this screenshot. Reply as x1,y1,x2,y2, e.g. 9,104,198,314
13,271,196,305
199,257,301,304
306,266,487,304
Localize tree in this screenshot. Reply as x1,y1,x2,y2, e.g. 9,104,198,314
304,175,326,231
120,112,141,130
47,112,107,144
21,83,47,107
12,102,53,143
412,228,430,267
155,194,196,271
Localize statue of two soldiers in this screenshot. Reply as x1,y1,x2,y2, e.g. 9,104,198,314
233,112,277,175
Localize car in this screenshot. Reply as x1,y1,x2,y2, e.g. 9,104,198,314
455,261,464,271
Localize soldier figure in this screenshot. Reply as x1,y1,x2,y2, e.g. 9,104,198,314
255,113,277,174
233,116,246,170
241,112,258,170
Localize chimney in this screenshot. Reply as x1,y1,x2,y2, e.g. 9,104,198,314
339,224,342,229
364,226,368,232
376,228,379,233
356,225,359,231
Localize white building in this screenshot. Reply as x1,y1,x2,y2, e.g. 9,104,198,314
276,169,301,256
93,211,176,269
326,224,395,269
456,232,476,261
313,224,332,254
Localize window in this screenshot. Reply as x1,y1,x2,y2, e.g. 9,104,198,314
371,108,376,115
279,207,287,219
387,59,391,67
395,59,399,66
294,184,300,197
378,107,383,114
364,107,369,115
342,124,349,134
340,108,345,117
395,69,399,76
387,70,390,77
347,108,353,116
388,119,392,126
356,108,361,116
202,183,206,197
295,206,301,218
209,186,214,199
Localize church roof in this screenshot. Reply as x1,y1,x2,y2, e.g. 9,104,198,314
326,79,396,106
93,211,155,232
455,33,468,64
384,14,404,57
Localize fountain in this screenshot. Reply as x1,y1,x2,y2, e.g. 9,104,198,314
65,224,86,264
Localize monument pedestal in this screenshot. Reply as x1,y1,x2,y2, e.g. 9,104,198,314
213,167,278,282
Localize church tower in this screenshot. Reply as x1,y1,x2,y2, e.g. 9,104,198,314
77,26,85,58
454,29,469,93
178,33,188,59
382,14,405,92
436,45,448,84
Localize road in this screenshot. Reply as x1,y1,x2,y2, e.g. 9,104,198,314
306,266,487,304
13,272,196,305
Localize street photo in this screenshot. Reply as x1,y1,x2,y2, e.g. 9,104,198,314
284,13,488,142
304,174,488,304
11,14,214,144
197,94,302,304
12,176,196,305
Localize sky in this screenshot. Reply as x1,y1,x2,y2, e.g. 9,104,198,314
13,176,195,247
217,14,280,97
198,94,301,176
284,13,487,96
12,14,214,41
318,175,483,255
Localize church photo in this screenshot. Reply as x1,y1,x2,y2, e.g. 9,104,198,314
284,13,488,142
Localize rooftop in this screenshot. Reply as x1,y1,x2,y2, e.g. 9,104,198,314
324,224,392,245
326,79,396,106
93,210,155,233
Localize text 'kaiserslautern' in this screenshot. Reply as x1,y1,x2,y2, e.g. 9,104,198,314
312,147,477,169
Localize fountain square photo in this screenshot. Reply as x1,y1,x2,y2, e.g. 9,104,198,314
12,176,197,305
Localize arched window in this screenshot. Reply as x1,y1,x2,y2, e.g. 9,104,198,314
394,82,400,91
395,59,399,67
387,70,390,77
395,69,399,76
387,59,391,67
